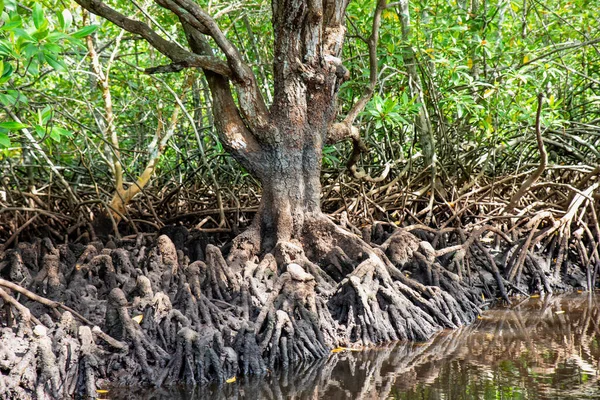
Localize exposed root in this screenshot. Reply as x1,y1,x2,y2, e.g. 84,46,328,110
1,207,594,397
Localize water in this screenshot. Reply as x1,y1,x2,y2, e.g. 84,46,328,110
110,294,600,400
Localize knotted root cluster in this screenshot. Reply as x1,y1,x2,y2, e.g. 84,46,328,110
0,214,540,399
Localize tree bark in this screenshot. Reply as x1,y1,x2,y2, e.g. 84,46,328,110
181,0,349,248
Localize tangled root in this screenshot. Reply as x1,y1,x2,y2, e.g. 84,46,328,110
0,216,488,398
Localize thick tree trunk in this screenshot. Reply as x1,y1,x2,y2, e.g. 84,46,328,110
258,143,322,248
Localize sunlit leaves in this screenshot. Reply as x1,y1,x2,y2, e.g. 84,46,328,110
0,121,28,130
0,132,10,147
71,24,99,39
0,1,85,153
57,9,72,31
32,3,47,31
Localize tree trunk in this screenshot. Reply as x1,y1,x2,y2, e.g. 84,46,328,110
257,141,323,249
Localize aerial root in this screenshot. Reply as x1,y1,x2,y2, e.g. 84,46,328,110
105,288,169,384
254,262,331,368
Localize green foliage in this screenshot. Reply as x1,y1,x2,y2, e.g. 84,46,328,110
0,0,598,211
0,0,93,150
341,0,599,173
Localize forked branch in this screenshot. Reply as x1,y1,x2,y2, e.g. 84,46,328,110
74,0,231,77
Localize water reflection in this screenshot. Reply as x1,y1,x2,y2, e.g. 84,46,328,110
110,294,600,400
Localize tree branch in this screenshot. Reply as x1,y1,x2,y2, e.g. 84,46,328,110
505,93,547,214
181,23,265,178
156,0,249,81
344,0,386,125
74,0,230,77
85,19,124,193
155,0,270,132
327,0,388,182
144,57,231,76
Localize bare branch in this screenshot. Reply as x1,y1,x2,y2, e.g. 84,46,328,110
74,0,230,77
343,0,387,124
85,19,124,193
156,0,270,132
144,58,231,76
328,0,388,182
181,23,265,178
157,0,250,81
505,93,548,214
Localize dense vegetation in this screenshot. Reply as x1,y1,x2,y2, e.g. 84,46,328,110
1,0,598,237
0,0,598,398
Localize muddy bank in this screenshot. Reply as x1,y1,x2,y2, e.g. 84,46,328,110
0,222,590,399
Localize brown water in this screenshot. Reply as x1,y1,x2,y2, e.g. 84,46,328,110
110,294,600,400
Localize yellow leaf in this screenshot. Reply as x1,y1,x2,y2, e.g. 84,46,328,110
523,54,529,64
477,315,483,320
483,89,494,98
555,310,565,314
331,347,347,353
382,9,398,21
577,290,583,293
530,294,540,298
96,389,109,394
132,315,143,324
481,293,485,301
226,376,236,383
467,58,473,69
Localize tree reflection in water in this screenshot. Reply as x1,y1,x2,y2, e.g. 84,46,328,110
109,294,600,400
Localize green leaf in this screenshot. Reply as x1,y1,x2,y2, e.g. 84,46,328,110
58,9,72,31
42,42,61,54
0,121,28,130
41,105,53,124
34,124,45,138
44,53,66,71
32,28,49,41
22,43,38,58
0,93,15,106
32,3,45,30
0,40,16,57
49,127,62,142
51,126,72,138
6,90,27,104
13,28,35,42
0,132,10,148
72,25,98,39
